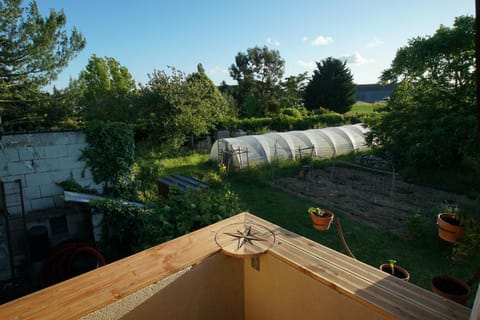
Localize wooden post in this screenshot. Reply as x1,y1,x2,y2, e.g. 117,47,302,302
476,0,480,158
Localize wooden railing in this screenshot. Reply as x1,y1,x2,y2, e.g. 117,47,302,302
0,213,473,320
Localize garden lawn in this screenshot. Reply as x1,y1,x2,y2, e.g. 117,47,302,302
346,101,383,116
228,178,475,292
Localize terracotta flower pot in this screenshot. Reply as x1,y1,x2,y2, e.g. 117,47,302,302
379,264,410,281
431,275,471,305
310,210,334,231
437,213,465,243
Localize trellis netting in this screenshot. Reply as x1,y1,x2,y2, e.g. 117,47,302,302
210,123,369,169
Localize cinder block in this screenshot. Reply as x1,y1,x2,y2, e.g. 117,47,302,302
18,147,36,160
1,148,19,161
30,197,55,211
50,170,73,183
23,186,41,200
25,172,51,187
39,184,63,197
5,161,35,175
30,146,46,158
31,159,52,173
71,168,86,181
66,143,86,159
0,163,8,176
43,145,67,158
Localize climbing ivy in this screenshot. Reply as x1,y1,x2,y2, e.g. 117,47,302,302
81,120,135,195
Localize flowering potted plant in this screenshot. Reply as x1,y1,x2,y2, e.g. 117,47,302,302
308,207,334,231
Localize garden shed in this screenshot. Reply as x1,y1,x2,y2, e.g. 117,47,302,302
210,124,369,168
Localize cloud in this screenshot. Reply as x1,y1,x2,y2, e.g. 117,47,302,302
310,35,333,46
209,66,228,75
266,37,280,47
296,60,316,69
339,52,374,65
302,36,309,42
366,37,384,48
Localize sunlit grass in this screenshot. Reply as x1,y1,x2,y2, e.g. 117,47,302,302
347,101,385,115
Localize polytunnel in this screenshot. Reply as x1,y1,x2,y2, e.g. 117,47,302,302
210,123,369,169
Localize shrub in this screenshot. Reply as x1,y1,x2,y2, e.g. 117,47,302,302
138,186,242,250
81,120,135,196
91,185,242,258
90,199,146,261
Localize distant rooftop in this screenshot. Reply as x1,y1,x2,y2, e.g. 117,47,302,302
0,212,475,320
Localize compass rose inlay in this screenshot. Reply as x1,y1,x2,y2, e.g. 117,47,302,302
215,222,275,258
223,226,267,250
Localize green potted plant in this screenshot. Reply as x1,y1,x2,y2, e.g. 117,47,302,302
432,214,480,305
308,207,334,231
379,259,410,281
437,203,465,243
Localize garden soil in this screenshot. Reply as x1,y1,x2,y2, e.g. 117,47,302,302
273,165,474,238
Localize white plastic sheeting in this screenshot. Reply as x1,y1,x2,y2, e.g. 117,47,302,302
210,124,369,169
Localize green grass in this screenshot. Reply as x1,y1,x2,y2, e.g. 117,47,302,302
347,101,384,116
133,152,479,306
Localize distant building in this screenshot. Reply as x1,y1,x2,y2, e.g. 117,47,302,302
356,83,397,102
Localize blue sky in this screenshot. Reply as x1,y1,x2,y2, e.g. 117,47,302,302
37,0,475,89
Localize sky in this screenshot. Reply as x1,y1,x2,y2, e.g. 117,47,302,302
36,0,475,89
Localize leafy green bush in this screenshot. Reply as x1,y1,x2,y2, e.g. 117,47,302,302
138,186,241,250
90,199,146,261
81,120,135,196
216,112,346,134
90,185,242,259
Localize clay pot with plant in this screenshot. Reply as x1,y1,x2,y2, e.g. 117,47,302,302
379,259,410,282
431,214,480,305
436,203,465,243
309,207,334,231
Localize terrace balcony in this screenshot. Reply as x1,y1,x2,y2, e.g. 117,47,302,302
0,212,477,319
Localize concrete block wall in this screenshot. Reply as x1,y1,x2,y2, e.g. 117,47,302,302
0,131,101,216
0,131,103,283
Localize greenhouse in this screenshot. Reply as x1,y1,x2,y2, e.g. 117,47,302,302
210,123,369,169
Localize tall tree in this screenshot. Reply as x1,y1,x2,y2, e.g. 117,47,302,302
304,57,356,114
367,16,476,169
0,0,85,129
138,65,232,151
280,72,308,109
79,55,136,122
229,46,285,116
